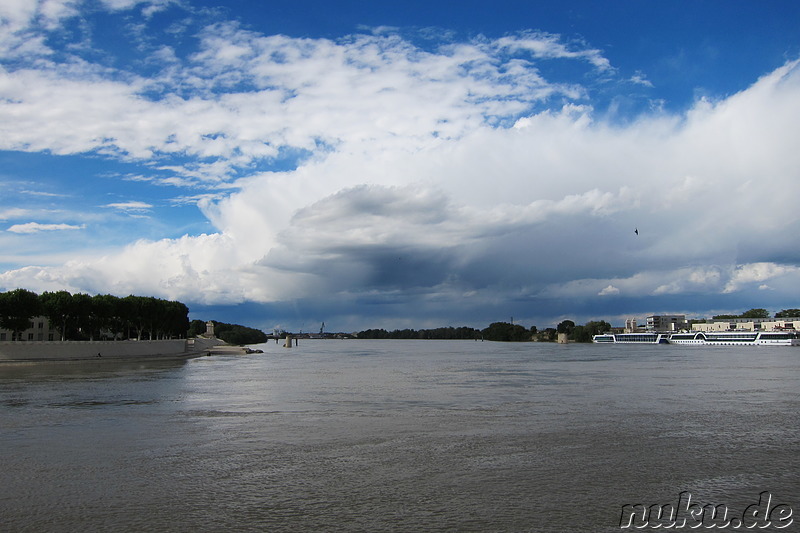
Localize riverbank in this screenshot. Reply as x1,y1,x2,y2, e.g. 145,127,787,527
202,344,255,356
0,337,228,364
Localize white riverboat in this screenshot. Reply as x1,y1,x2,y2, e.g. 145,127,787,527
592,333,670,344
593,331,800,346
666,331,800,346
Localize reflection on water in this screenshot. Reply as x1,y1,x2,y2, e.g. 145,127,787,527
1,341,798,532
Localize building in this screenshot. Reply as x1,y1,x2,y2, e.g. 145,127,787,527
692,318,799,333
646,315,688,332
624,318,644,333
0,316,58,342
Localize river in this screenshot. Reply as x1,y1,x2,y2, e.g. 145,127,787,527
1,340,798,531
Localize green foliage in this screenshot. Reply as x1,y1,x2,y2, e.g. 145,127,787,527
357,328,390,339
531,328,556,342
741,308,769,319
571,320,612,343
775,309,800,318
357,319,610,343
356,326,481,340
211,321,268,345
0,288,41,338
556,320,576,334
1,290,189,341
714,308,772,320
188,319,207,337
481,322,531,342
359,319,612,343
39,290,73,340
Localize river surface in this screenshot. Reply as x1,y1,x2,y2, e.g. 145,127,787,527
1,340,798,532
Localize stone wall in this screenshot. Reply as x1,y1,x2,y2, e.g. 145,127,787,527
0,339,189,361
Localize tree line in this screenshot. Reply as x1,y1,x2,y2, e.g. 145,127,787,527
356,326,482,340
356,320,612,343
710,308,800,320
0,288,189,341
187,320,268,345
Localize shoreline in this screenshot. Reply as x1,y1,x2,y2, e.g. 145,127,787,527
0,352,205,367
0,337,238,365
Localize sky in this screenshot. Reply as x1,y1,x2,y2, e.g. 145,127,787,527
1,0,800,333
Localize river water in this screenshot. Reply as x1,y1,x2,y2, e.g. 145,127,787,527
1,340,798,532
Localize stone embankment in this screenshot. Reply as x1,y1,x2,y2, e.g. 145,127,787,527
0,336,228,363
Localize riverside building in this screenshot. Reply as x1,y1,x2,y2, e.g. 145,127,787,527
691,318,800,332
0,316,58,342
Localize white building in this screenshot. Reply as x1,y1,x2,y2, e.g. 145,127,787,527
646,315,688,332
0,316,58,342
624,318,644,333
692,318,800,332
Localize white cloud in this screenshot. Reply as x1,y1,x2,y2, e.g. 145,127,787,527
99,0,167,10
0,1,80,57
6,54,800,309
20,190,69,197
0,8,799,326
0,208,32,220
723,263,799,294
0,1,77,32
104,201,153,212
7,222,85,233
598,285,619,296
0,26,612,186
630,71,654,87
495,31,611,71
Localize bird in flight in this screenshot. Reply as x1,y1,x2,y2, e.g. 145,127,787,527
634,228,639,235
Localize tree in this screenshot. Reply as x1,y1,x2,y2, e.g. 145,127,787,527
70,293,93,340
3,289,191,342
163,300,189,338
537,327,557,341
355,326,481,340
0,289,41,340
188,319,207,338
570,325,587,343
482,322,530,342
40,290,74,341
211,321,268,345
741,308,770,319
91,294,113,339
123,295,149,340
556,320,576,335
572,320,612,342
585,320,611,335
775,309,800,318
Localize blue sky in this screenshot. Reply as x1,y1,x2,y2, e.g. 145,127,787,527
1,1,800,333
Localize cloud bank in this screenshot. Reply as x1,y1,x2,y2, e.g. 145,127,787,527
1,2,799,329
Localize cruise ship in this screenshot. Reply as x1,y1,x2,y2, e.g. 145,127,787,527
592,333,670,344
592,331,800,346
666,331,800,346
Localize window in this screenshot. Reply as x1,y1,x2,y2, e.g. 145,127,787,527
48,333,54,341
38,322,44,329
28,333,34,340
0,333,5,341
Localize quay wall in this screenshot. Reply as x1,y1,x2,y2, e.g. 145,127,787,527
0,337,223,362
